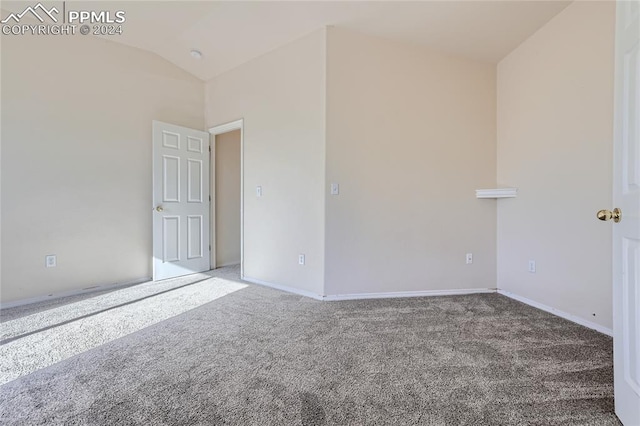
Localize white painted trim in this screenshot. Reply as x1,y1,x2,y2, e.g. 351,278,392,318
208,119,244,279
0,277,151,310
476,188,518,198
210,136,216,269
209,119,243,136
242,276,324,301
497,289,613,336
323,288,496,301
243,278,495,302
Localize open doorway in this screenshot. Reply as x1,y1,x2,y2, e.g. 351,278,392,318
209,120,244,278
213,130,241,268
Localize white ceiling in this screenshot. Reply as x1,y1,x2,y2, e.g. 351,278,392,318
2,1,572,81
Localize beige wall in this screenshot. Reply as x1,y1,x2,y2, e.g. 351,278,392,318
205,29,326,296
325,28,497,296
497,1,615,329
2,5,616,319
1,35,204,303
215,130,241,267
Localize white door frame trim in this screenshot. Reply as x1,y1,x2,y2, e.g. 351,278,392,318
209,119,244,278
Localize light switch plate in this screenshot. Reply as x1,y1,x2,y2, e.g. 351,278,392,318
45,255,57,268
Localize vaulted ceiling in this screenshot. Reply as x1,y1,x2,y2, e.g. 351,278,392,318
1,1,572,81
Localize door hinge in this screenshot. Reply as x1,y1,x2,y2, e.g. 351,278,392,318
209,245,211,251
209,145,211,153
209,195,211,202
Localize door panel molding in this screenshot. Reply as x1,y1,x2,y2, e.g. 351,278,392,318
153,121,210,280
613,2,640,424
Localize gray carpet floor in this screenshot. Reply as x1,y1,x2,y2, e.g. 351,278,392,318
0,269,247,384
0,275,620,425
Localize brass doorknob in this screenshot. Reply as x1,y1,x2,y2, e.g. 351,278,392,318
155,206,164,212
597,208,621,223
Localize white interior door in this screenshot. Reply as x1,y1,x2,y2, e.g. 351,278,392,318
152,121,210,280
613,1,640,424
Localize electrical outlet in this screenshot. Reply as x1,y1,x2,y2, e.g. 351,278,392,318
528,260,536,273
298,254,305,265
466,253,473,264
45,255,57,268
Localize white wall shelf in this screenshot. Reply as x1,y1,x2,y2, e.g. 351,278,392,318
476,188,518,199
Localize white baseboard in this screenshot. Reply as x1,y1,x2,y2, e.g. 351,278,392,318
0,277,151,310
242,283,612,337
497,289,613,336
323,288,496,301
241,278,496,302
242,276,324,301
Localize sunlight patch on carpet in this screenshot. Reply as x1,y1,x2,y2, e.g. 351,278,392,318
1,272,221,340
0,277,247,385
